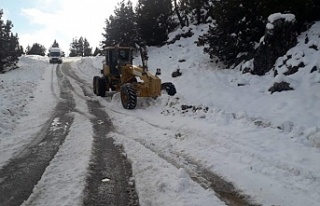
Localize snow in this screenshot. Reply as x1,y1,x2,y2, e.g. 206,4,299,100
1,22,320,206
266,23,274,30
266,13,296,31
22,113,92,206
268,13,296,23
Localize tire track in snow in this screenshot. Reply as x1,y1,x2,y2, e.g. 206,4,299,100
109,102,320,206
106,106,260,206
60,63,139,206
115,130,259,206
0,64,75,206
50,64,59,100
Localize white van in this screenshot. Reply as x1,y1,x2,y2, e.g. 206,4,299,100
49,47,63,64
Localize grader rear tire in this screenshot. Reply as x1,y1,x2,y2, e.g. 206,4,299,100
120,84,137,109
93,76,99,94
96,77,106,97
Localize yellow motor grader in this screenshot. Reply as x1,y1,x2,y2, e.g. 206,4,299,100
93,46,176,109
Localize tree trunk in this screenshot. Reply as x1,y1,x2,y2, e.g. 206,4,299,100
196,7,201,25
173,0,185,28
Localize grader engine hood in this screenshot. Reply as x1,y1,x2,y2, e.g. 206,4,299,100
131,66,144,77
129,65,161,97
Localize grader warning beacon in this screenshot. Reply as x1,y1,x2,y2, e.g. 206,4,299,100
93,46,176,109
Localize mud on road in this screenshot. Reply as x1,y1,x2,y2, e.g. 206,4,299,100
0,63,139,206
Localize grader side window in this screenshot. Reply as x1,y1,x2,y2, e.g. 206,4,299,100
106,53,110,65
108,50,120,76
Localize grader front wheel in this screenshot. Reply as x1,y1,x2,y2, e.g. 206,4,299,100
120,84,137,109
161,82,176,96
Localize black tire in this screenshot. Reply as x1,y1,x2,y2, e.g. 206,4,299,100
97,77,106,97
161,82,176,96
93,76,99,94
110,78,120,91
105,77,110,92
128,77,137,83
120,84,137,109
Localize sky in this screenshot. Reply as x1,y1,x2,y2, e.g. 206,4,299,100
1,0,138,54
1,21,320,205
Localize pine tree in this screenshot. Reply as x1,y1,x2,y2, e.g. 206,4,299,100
173,0,186,28
83,38,92,56
69,37,92,57
52,39,59,47
200,0,320,67
103,16,117,47
8,33,20,66
0,9,21,73
93,47,102,56
69,37,83,57
305,0,320,22
200,0,266,66
0,9,5,72
25,45,31,54
18,45,24,56
77,37,84,56
26,43,46,56
190,0,209,24
136,0,173,46
277,0,320,29
102,0,137,48
69,38,78,57
178,0,211,24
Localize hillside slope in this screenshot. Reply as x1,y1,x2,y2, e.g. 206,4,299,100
74,21,320,205
143,22,320,145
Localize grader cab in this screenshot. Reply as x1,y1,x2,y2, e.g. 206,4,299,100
93,46,176,109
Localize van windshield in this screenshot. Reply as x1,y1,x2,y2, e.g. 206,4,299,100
50,52,60,57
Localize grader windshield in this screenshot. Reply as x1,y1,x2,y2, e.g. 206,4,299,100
118,49,131,62
105,47,132,67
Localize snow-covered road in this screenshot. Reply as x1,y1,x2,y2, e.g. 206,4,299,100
1,22,320,206
0,61,138,206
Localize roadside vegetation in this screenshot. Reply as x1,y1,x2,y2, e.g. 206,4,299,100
1,0,320,75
